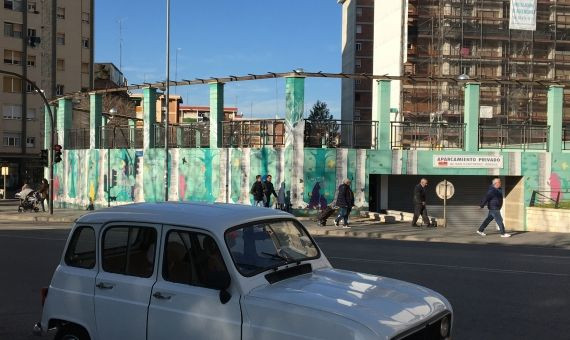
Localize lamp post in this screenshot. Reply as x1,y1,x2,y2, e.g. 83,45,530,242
107,108,116,208
164,0,171,202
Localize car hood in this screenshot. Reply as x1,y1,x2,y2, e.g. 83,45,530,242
248,268,450,337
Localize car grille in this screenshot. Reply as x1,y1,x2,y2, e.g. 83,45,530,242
392,311,451,340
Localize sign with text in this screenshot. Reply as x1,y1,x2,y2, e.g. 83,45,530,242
509,0,537,31
433,155,503,169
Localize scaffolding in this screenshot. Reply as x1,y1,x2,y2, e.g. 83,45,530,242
406,0,570,125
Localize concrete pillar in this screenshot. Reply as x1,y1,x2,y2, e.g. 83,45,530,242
128,119,136,148
375,80,391,150
547,85,563,152
209,82,224,148
57,98,72,148
143,87,157,149
285,77,305,128
90,93,102,149
176,126,183,148
284,76,306,208
464,82,481,152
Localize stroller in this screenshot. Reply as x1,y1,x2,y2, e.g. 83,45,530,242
16,188,42,213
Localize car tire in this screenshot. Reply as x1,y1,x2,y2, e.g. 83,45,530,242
54,325,90,340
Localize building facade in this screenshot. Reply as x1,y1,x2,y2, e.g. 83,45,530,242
340,0,570,126
0,0,94,194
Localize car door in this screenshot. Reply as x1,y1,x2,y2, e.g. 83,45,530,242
94,223,161,340
147,226,242,340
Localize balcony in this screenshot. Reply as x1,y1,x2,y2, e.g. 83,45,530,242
479,125,549,150
221,120,284,148
390,122,465,150
304,120,378,149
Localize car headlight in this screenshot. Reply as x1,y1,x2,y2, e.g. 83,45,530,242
440,315,451,338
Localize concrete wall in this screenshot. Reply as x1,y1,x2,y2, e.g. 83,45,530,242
527,207,570,233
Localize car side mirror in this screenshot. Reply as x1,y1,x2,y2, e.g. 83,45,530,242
211,272,232,304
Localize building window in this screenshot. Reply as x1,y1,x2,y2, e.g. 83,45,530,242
3,50,22,65
56,84,64,96
356,7,363,16
27,1,37,12
355,58,362,69
356,25,362,34
27,55,36,67
56,33,65,45
4,0,23,11
3,76,22,93
355,93,361,102
57,59,65,71
81,62,90,74
25,82,33,93
27,108,36,120
26,137,35,148
355,109,361,120
57,7,65,19
4,22,23,38
3,133,21,147
27,28,37,37
3,104,22,119
356,42,362,51
355,79,361,85
82,38,90,49
82,12,90,24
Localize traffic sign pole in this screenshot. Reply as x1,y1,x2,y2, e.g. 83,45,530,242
444,179,447,228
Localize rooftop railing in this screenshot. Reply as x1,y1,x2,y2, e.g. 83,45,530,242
221,120,284,148
101,125,144,149
564,126,570,150
479,125,549,150
390,122,465,150
154,123,210,148
65,128,90,150
304,119,378,149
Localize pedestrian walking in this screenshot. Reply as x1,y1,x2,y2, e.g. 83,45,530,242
412,178,433,227
476,178,511,238
263,174,278,208
38,178,49,212
334,179,354,228
250,175,264,207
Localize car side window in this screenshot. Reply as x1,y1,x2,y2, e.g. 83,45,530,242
64,226,96,269
102,226,157,278
163,230,229,290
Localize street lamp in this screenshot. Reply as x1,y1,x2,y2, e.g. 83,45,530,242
457,74,470,81
164,0,171,202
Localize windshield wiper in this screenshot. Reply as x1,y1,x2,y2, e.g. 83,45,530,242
261,252,288,262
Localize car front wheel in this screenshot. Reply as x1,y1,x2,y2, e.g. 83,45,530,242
55,325,89,340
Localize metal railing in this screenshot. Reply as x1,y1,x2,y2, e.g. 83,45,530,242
65,128,90,150
530,189,570,209
154,123,210,148
222,120,285,148
564,127,570,150
304,120,378,149
100,125,144,149
479,125,549,150
390,122,465,150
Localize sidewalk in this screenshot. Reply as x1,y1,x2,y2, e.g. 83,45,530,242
1,203,569,249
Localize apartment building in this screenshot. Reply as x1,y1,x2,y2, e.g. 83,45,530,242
340,0,570,124
0,0,93,192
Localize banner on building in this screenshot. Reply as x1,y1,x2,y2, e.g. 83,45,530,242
509,0,537,31
433,155,503,169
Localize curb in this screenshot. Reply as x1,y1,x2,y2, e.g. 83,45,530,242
0,214,80,223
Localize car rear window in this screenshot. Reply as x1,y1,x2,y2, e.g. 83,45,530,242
64,226,96,269
102,226,157,278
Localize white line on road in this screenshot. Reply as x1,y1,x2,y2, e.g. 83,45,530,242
328,256,570,277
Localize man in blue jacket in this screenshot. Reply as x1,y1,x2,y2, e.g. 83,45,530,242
477,178,511,238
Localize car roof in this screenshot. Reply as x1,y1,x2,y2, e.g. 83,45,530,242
76,202,294,233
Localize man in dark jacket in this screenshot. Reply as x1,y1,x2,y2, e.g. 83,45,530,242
250,175,264,207
263,175,278,208
412,178,432,227
334,179,354,228
477,178,511,238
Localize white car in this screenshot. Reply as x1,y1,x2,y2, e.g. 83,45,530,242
34,202,452,340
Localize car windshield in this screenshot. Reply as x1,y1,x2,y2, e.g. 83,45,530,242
225,220,319,276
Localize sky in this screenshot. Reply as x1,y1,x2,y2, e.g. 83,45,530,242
95,0,343,118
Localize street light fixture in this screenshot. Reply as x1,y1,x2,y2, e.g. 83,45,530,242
457,74,470,81
164,0,171,202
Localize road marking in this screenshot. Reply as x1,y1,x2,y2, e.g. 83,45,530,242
328,256,570,278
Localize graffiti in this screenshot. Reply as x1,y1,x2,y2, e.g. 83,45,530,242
308,182,327,210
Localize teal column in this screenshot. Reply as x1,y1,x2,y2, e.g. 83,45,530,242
143,87,157,149
44,106,54,150
90,93,102,149
375,80,391,150
464,82,481,152
57,98,72,148
285,77,305,127
176,126,183,147
209,82,224,148
128,119,136,148
547,85,563,152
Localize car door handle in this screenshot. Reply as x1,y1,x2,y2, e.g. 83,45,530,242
96,282,115,290
153,292,172,300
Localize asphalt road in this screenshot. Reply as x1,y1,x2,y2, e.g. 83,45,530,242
0,224,568,340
